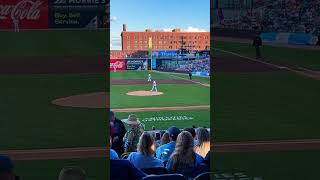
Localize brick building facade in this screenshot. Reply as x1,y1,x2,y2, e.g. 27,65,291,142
121,24,210,51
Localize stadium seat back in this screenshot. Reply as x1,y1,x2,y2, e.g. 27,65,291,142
177,164,210,179
141,167,168,175
141,174,185,180
195,172,213,180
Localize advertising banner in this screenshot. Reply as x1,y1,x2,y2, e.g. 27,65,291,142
152,51,177,58
110,59,126,71
192,72,210,77
0,0,48,30
48,0,107,28
126,59,148,70
261,32,318,45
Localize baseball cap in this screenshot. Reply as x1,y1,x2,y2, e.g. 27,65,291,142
0,155,14,173
167,126,181,139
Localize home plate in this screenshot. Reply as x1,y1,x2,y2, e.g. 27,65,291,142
126,91,164,96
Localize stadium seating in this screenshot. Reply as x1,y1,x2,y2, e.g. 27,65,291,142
141,167,168,175
217,0,320,35
141,174,185,180
195,172,213,180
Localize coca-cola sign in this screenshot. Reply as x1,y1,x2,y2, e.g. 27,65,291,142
0,0,48,30
110,59,126,71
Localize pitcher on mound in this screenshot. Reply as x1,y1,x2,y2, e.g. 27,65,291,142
150,80,157,92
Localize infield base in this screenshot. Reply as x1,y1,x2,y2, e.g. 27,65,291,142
126,90,163,96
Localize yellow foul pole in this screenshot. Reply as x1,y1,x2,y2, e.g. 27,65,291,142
148,37,152,72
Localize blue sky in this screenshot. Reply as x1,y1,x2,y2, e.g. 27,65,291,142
110,0,210,50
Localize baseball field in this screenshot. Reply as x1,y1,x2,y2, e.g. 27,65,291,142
213,39,320,179
0,30,108,180
110,70,210,131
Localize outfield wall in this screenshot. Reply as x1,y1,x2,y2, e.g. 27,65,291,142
0,0,108,30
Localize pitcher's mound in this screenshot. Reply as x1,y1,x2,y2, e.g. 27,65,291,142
52,92,108,108
126,91,163,96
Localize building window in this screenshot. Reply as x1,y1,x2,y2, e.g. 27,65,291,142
127,36,130,39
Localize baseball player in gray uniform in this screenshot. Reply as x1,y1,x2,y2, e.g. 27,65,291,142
150,80,157,92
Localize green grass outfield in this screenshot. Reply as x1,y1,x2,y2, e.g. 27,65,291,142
214,151,320,179
111,71,210,131
0,73,108,150
0,30,108,56
213,71,320,142
15,158,107,180
214,40,320,70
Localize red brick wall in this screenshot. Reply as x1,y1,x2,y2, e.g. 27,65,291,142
121,31,210,51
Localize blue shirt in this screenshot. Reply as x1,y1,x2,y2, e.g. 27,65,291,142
110,149,119,160
110,160,146,180
156,141,176,162
127,152,164,169
166,153,204,172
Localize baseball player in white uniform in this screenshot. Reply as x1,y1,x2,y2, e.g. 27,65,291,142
13,18,19,32
148,73,152,82
150,80,157,92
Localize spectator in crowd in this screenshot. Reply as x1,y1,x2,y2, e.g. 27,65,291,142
204,151,210,166
194,128,210,158
58,166,86,180
166,131,204,174
0,155,18,180
184,127,197,146
110,136,119,160
156,126,181,162
160,132,170,146
110,111,127,156
317,35,320,46
123,114,145,152
127,132,164,169
110,160,146,180
155,132,161,148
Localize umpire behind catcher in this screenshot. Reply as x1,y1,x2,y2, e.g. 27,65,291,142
252,33,262,59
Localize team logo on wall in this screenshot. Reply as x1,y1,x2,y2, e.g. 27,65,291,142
0,0,48,30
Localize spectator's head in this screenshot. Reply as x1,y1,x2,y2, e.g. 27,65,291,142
137,132,156,156
159,130,166,137
196,128,210,146
110,111,115,121
184,128,196,138
0,155,16,180
167,126,181,142
123,114,141,127
58,166,86,180
160,132,170,145
155,132,161,141
169,131,195,171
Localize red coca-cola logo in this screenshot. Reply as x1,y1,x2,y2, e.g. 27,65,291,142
0,0,48,29
110,61,124,69
110,59,126,71
0,0,43,20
